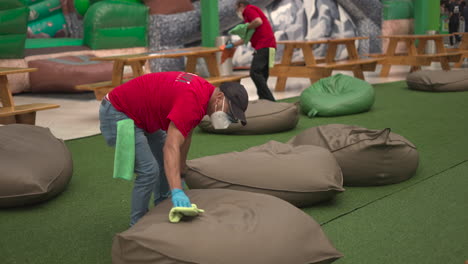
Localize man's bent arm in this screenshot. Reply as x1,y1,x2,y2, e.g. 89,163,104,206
163,122,185,190
247,17,263,29
180,130,193,174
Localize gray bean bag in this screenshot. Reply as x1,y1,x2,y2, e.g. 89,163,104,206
198,100,299,134
185,141,344,207
112,189,343,264
0,124,73,208
288,124,419,186
406,69,468,92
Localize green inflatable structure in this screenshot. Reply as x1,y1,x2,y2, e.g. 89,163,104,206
28,0,62,22
75,0,142,16
74,0,90,16
83,0,148,49
28,12,66,37
300,74,375,117
382,0,413,21
0,0,29,59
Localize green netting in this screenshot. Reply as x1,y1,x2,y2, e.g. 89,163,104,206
25,38,84,49
27,0,61,22
28,11,66,37
382,0,414,20
300,74,375,117
83,0,148,49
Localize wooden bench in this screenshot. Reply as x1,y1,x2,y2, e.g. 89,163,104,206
414,52,462,63
76,74,250,101
0,67,60,125
367,51,462,73
272,37,374,91
0,103,60,125
446,48,468,67
308,58,382,79
365,53,386,58
205,73,250,87
378,34,461,76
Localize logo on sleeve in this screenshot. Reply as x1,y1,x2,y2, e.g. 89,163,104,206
176,72,196,84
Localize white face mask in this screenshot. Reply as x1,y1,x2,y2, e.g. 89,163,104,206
210,98,232,130
236,10,243,20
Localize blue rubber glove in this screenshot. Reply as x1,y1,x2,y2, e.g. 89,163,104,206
171,188,191,208
225,43,234,49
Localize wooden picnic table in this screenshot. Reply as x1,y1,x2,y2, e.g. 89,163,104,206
0,67,59,125
90,46,222,87
270,37,381,91
79,46,249,100
378,34,462,77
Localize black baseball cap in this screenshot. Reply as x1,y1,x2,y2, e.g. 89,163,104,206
219,82,249,126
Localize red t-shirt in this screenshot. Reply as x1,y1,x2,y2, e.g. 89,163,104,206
108,72,215,138
243,4,276,50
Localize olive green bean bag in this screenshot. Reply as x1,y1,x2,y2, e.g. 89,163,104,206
199,100,299,134
288,124,419,186
112,189,343,264
300,74,375,117
406,69,468,92
0,124,73,208
185,141,344,207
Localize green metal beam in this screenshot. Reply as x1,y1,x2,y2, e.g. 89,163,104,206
201,0,219,47
414,0,440,35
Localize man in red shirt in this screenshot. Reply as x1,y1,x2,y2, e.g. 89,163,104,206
99,72,248,226
229,0,277,101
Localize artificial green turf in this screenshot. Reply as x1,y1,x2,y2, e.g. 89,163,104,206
323,161,468,264
1,81,467,263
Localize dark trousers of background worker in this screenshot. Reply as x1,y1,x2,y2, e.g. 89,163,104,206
250,48,276,101
449,18,460,45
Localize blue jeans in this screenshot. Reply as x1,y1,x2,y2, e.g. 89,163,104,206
99,99,170,226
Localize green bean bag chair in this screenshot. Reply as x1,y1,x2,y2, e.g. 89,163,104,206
300,74,375,117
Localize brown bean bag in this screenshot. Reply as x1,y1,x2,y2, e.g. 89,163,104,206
0,124,73,208
406,69,468,92
185,141,344,207
112,189,343,264
28,55,113,93
288,124,419,186
199,100,300,134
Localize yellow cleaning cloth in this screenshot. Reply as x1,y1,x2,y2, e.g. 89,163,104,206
113,119,135,181
269,48,276,68
169,204,205,223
